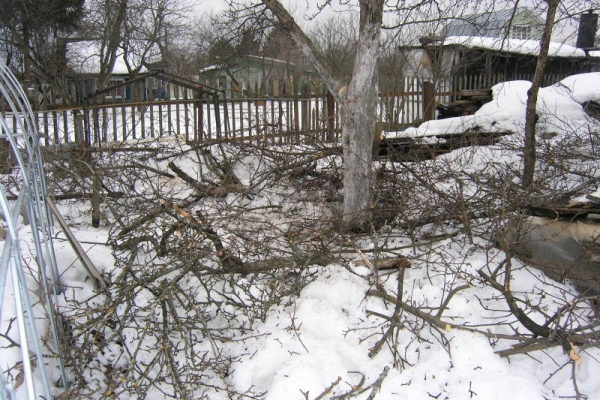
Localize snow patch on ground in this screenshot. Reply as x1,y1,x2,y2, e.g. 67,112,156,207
387,73,600,139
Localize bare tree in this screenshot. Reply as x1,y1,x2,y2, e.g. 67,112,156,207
80,0,186,91
0,0,84,106
223,0,383,230
522,0,560,188
309,15,358,84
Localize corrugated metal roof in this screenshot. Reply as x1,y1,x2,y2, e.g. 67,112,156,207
444,7,540,38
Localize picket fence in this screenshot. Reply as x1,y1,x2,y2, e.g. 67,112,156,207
1,72,571,147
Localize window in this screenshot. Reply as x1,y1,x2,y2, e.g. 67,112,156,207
106,78,126,101
511,25,532,40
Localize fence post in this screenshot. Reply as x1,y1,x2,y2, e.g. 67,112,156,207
73,109,84,143
91,171,101,228
422,80,435,122
326,90,335,142
198,101,205,141
301,82,309,136
293,80,300,134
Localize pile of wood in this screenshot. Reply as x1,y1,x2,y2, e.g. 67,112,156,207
378,129,512,162
436,89,493,119
528,192,600,220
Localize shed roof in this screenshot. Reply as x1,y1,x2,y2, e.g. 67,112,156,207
199,55,294,75
439,36,588,58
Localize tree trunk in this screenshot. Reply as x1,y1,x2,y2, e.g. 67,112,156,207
341,0,383,229
97,0,130,91
522,0,560,188
262,0,384,230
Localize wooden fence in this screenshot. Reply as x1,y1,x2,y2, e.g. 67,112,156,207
1,72,573,147
23,95,339,146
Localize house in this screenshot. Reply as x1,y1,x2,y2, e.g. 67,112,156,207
442,7,544,41
198,55,301,98
417,36,598,84
398,8,600,90
63,40,163,104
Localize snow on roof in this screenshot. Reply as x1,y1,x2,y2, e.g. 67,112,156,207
199,55,295,75
66,41,161,75
198,64,222,74
442,36,587,58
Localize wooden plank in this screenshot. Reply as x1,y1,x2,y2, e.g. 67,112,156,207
52,111,59,145
62,110,69,143
47,197,109,293
112,105,117,141
140,105,146,139
158,103,164,139
102,107,108,142
121,104,126,142
149,103,155,138
130,106,136,140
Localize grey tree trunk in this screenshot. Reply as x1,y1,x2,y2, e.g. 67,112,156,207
341,0,383,229
262,0,383,230
522,0,560,188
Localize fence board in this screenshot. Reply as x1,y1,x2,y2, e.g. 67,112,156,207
12,72,574,147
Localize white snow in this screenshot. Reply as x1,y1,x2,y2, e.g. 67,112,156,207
442,36,587,58
559,72,600,104
388,72,600,139
3,72,600,399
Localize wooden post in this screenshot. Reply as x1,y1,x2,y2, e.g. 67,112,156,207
73,110,84,143
293,80,300,134
326,90,335,142
195,87,204,141
91,171,101,228
301,82,309,136
422,80,435,122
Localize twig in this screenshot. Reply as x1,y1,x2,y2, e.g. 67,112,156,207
168,161,211,192
436,284,470,319
571,359,586,400
313,376,342,400
161,300,189,399
365,366,390,400
351,240,382,291
478,268,574,354
368,266,406,358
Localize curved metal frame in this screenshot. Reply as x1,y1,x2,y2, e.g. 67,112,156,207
0,64,67,399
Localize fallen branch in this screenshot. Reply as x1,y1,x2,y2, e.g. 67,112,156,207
478,268,574,354
368,264,407,359
168,161,250,197
168,161,211,193
48,197,109,293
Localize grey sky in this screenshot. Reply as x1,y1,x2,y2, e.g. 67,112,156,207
189,0,586,44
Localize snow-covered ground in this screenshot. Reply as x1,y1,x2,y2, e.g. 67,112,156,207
2,73,600,400
386,72,600,140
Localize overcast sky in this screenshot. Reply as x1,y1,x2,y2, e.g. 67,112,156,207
189,0,585,44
